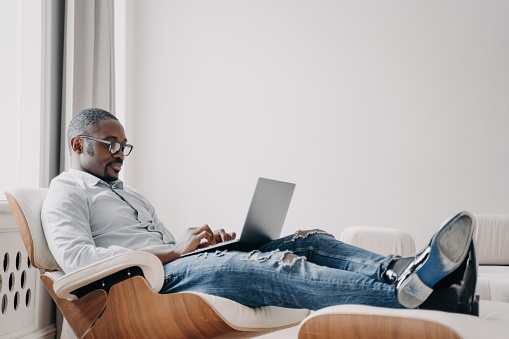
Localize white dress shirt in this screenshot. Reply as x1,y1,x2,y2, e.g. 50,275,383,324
42,169,176,273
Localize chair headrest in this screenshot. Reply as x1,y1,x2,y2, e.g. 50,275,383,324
5,188,61,271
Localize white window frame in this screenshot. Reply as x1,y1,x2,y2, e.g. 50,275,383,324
0,0,55,199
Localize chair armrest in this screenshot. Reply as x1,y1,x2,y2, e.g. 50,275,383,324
52,251,164,300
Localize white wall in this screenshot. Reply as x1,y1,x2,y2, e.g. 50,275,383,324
124,0,509,250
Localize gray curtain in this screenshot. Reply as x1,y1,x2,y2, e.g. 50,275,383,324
58,0,117,175
42,0,65,187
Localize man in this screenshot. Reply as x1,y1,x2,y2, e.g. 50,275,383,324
42,107,478,314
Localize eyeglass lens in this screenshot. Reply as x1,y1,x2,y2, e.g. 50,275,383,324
110,143,133,156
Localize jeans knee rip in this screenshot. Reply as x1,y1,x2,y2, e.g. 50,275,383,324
246,250,279,262
194,250,228,258
291,229,334,241
214,250,227,256
278,251,306,268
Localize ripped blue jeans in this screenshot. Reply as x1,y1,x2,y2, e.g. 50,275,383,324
160,230,402,310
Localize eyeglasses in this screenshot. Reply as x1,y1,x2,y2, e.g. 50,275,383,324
78,135,134,156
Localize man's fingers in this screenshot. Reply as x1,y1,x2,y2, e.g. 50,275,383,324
191,225,236,245
197,230,216,245
195,224,214,236
214,229,237,243
216,229,228,242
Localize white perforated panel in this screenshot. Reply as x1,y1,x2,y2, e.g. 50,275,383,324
0,231,37,337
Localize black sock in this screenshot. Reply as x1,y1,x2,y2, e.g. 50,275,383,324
384,257,414,284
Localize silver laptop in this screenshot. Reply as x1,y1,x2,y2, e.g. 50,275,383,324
181,177,296,257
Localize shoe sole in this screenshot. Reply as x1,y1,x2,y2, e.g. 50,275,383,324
397,211,475,308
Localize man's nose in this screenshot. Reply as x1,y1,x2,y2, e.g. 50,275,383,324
113,149,125,160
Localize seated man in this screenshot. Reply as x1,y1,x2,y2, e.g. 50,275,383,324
42,107,478,314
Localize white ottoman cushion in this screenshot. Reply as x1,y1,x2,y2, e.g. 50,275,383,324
298,300,509,339
477,266,509,303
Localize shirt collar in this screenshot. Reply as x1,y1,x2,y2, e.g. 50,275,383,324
68,169,124,189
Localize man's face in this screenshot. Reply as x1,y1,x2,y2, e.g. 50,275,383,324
75,119,127,182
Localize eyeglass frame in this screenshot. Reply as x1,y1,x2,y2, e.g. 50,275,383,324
77,135,134,156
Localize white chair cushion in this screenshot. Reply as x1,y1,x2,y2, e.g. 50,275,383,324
7,188,60,270
191,292,309,329
474,214,509,265
340,227,416,256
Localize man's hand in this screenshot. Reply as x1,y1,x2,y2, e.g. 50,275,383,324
173,224,215,255
173,225,237,255
200,229,237,248
147,225,237,264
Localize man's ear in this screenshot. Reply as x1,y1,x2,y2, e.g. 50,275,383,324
70,137,83,154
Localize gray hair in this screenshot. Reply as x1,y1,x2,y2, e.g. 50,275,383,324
67,108,118,154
